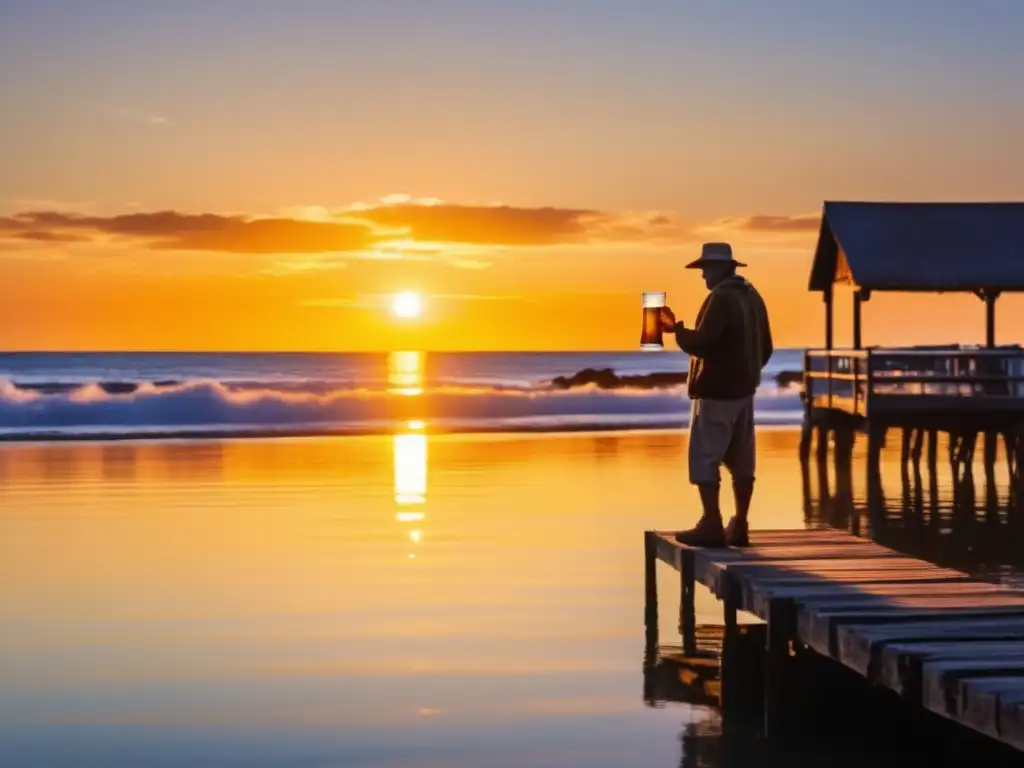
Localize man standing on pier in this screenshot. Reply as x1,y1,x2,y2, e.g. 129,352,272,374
659,242,773,548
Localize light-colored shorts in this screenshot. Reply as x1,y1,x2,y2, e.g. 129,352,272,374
688,396,756,485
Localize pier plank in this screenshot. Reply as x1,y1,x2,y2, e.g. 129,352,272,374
923,669,1024,741
836,618,1024,680
740,572,976,615
704,560,957,598
646,527,1024,753
1001,698,1024,751
651,532,680,568
800,603,1024,657
875,641,1024,698
695,543,896,564
747,580,1010,619
652,530,912,597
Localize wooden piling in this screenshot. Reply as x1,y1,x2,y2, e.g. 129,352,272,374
927,428,940,519
866,423,887,529
901,427,912,475
679,547,696,656
720,572,740,728
832,426,854,488
984,431,1000,523
911,427,925,473
815,424,831,502
798,417,813,465
763,598,799,742
644,531,658,650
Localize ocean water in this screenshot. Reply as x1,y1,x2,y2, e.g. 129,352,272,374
0,350,804,440
2,359,1019,765
1,427,990,767
0,428,810,767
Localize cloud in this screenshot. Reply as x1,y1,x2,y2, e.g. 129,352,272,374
352,201,688,247
14,230,92,244
2,210,376,254
0,200,674,255
0,197,821,258
352,203,600,245
703,213,821,233
260,256,350,275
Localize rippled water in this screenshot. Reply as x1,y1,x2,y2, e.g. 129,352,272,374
0,426,1018,766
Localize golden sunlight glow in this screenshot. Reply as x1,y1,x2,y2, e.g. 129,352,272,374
393,431,427,505
387,350,424,396
392,291,422,319
394,419,429,558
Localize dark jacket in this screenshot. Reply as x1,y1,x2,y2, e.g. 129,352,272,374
673,275,773,399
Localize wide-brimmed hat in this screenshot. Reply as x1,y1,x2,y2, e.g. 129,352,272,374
685,242,746,269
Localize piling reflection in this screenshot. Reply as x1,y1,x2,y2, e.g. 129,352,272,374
678,720,727,768
802,425,1024,586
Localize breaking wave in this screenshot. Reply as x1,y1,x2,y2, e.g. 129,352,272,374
0,375,803,441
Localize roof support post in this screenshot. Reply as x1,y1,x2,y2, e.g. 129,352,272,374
974,289,1001,347
852,293,861,350
824,286,833,350
852,289,869,350
985,290,1000,348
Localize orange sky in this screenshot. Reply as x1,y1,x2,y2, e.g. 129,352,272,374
3,4,1024,351
1,201,1022,351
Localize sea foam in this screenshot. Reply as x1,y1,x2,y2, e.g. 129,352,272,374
0,376,803,440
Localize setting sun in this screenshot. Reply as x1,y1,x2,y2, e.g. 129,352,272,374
392,291,422,319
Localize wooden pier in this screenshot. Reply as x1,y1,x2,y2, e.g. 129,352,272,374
799,202,1024,522
643,528,1024,757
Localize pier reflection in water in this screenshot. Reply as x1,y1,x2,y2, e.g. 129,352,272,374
641,426,1024,767
673,719,920,768
803,425,1024,586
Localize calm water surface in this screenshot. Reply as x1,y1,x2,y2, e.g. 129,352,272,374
0,426,1010,766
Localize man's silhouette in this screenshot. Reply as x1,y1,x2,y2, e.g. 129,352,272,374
659,242,773,547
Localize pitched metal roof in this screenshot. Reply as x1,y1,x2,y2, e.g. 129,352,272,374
808,201,1024,292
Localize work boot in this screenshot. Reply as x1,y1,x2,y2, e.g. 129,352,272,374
724,516,750,548
675,515,726,548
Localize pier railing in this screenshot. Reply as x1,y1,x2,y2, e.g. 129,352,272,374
804,345,1024,419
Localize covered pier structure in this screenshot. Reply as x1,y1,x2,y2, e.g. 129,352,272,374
799,201,1024,506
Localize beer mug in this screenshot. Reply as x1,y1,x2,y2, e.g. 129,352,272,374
641,291,666,350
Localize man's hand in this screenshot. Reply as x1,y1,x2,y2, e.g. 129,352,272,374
659,306,679,332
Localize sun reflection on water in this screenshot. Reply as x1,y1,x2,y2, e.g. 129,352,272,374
387,350,424,396
393,431,427,505
393,418,429,559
